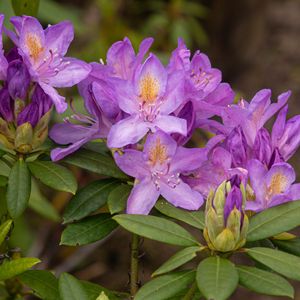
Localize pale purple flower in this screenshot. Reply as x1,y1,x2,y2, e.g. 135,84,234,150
247,159,300,211
0,14,8,81
107,54,187,148
7,16,91,113
114,130,204,214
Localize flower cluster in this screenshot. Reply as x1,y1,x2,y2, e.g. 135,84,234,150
0,15,90,153
49,31,300,217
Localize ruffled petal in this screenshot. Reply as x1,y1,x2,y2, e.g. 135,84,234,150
154,115,187,136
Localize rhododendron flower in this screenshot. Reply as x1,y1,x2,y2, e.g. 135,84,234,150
247,159,300,211
7,16,91,113
114,130,204,214
0,15,7,80
107,54,187,148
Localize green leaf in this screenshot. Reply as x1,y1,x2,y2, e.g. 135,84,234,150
0,258,40,281
63,179,118,223
81,281,121,300
246,247,300,280
28,161,77,194
0,219,12,246
155,199,205,229
11,0,39,16
113,214,199,246
273,238,300,256
18,270,59,300
135,271,195,300
64,149,128,179
196,256,238,300
247,200,300,241
29,179,60,222
237,265,294,298
59,273,88,300
7,159,31,218
0,175,7,187
107,184,131,214
153,246,200,276
61,214,118,246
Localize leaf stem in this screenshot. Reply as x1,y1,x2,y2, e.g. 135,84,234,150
130,233,140,298
183,281,198,300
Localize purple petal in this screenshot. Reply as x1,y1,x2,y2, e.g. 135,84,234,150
126,179,159,214
44,21,74,56
154,115,187,136
288,184,300,200
51,139,87,161
0,88,13,122
272,105,288,144
168,38,190,72
107,116,149,148
160,180,204,210
253,128,272,166
224,185,243,223
47,57,91,88
203,83,235,106
114,149,148,179
134,37,154,68
0,14,7,81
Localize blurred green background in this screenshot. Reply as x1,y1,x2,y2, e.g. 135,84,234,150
1,0,300,299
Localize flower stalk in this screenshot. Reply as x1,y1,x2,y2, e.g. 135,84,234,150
130,233,140,298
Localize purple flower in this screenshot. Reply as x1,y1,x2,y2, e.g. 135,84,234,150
0,14,8,81
107,54,187,148
7,16,91,113
114,130,204,214
247,159,300,211
0,87,13,122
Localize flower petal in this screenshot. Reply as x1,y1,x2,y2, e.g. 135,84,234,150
154,115,187,136
50,139,87,161
126,179,159,214
160,180,204,210
107,115,149,148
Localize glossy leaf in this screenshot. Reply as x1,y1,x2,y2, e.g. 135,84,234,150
153,246,201,276
0,219,12,246
19,270,59,300
196,256,238,300
59,273,88,300
247,200,300,241
7,159,31,218
64,149,128,179
63,179,118,223
272,238,300,256
113,214,199,246
12,0,39,16
237,266,294,298
107,184,131,214
28,161,77,194
61,214,118,246
0,258,40,281
135,271,195,300
155,199,205,229
247,247,300,280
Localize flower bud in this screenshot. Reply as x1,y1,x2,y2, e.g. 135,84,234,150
15,122,33,153
204,177,249,252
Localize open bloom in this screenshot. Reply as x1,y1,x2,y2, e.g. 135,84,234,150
107,54,187,148
7,16,91,112
247,159,300,211
114,130,204,214
204,177,249,252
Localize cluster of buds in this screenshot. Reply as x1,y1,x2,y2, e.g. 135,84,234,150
0,52,52,154
203,176,249,252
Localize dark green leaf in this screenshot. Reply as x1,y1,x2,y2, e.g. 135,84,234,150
107,184,131,214
273,238,300,256
59,273,88,300
0,175,7,187
247,200,300,241
28,161,77,194
7,159,31,218
135,271,195,300
196,256,238,300
153,246,200,276
237,265,294,298
18,270,59,300
247,247,300,280
0,258,40,281
12,0,39,16
61,214,118,246
64,149,128,179
155,199,205,229
63,179,118,223
114,214,199,246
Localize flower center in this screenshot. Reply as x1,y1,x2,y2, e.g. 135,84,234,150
149,138,168,166
26,34,44,62
139,73,159,104
267,173,288,196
